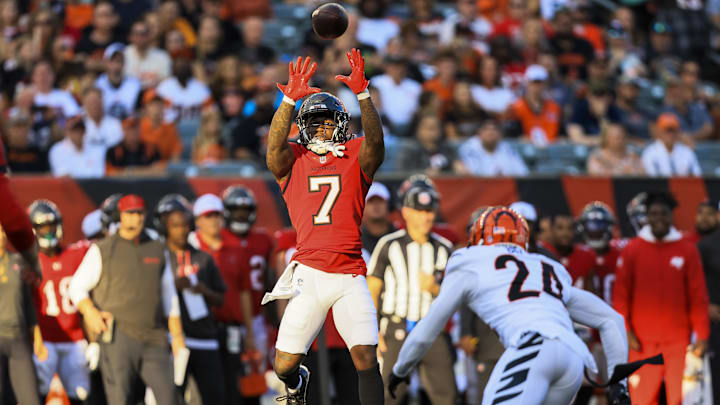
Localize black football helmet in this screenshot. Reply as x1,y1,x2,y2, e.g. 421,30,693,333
396,174,437,210
28,199,63,249
296,92,350,145
626,192,648,235
154,194,192,235
577,201,615,250
222,185,256,235
100,193,123,233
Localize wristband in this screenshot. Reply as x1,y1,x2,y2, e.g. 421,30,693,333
357,89,370,100
282,95,296,106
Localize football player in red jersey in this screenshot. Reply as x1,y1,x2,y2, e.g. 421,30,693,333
221,186,274,353
577,202,622,305
221,185,275,402
541,214,597,291
27,200,91,404
264,49,385,405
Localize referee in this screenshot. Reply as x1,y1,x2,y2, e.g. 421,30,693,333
367,184,457,405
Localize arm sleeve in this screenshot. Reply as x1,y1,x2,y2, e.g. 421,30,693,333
612,249,633,331
69,244,103,306
0,176,36,252
367,237,391,280
686,246,710,340
567,286,628,378
392,270,471,377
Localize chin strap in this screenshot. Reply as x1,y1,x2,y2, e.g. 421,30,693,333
306,139,346,157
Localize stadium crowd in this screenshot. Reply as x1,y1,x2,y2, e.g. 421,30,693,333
1,0,720,176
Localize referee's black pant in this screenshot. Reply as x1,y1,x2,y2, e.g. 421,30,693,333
380,318,457,405
99,330,178,405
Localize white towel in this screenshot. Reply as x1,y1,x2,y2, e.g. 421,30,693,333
261,262,299,305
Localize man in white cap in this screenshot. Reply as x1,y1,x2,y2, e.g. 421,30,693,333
361,182,395,262
188,194,256,405
82,209,104,241
510,65,562,146
94,43,142,120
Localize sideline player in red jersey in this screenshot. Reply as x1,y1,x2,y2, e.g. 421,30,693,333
27,200,91,404
263,49,385,405
221,186,274,355
0,140,40,276
577,202,622,305
541,214,597,291
221,185,275,402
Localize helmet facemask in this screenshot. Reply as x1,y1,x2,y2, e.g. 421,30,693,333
297,110,349,146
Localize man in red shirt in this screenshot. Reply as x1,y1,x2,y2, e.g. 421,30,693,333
264,49,385,405
0,140,40,276
189,193,254,405
541,214,597,291
613,192,710,405
27,200,91,405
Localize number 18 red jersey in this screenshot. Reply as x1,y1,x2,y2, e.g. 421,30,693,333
34,241,90,342
279,137,370,275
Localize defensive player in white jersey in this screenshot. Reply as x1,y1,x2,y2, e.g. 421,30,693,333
388,206,631,405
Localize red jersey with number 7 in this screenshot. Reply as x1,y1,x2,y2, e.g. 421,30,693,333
33,241,91,342
278,137,370,276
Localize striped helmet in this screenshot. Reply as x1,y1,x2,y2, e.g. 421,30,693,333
469,206,529,249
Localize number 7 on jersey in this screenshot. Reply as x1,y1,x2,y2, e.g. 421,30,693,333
309,175,341,225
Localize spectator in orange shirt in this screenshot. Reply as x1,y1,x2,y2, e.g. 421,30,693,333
510,65,562,146
106,117,163,176
422,51,457,118
157,0,196,47
139,90,183,161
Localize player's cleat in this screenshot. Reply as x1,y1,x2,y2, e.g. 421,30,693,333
276,365,310,404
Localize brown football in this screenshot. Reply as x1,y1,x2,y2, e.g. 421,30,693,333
311,3,349,40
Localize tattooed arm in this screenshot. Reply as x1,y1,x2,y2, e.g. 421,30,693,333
267,56,321,182
266,102,296,182
358,97,385,178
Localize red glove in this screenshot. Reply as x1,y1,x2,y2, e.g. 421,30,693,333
335,48,369,94
277,56,321,101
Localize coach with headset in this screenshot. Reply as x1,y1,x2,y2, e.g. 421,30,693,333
155,194,227,405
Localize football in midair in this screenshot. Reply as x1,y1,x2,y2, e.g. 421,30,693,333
311,3,349,40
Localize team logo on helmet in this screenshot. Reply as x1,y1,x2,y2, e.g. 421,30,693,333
470,206,529,249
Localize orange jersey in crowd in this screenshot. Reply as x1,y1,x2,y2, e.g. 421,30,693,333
511,98,562,145
33,241,91,342
613,230,710,343
223,228,274,317
279,137,370,276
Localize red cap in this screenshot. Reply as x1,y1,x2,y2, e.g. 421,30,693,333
117,194,146,212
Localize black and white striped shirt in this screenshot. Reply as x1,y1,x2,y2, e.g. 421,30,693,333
367,229,453,322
